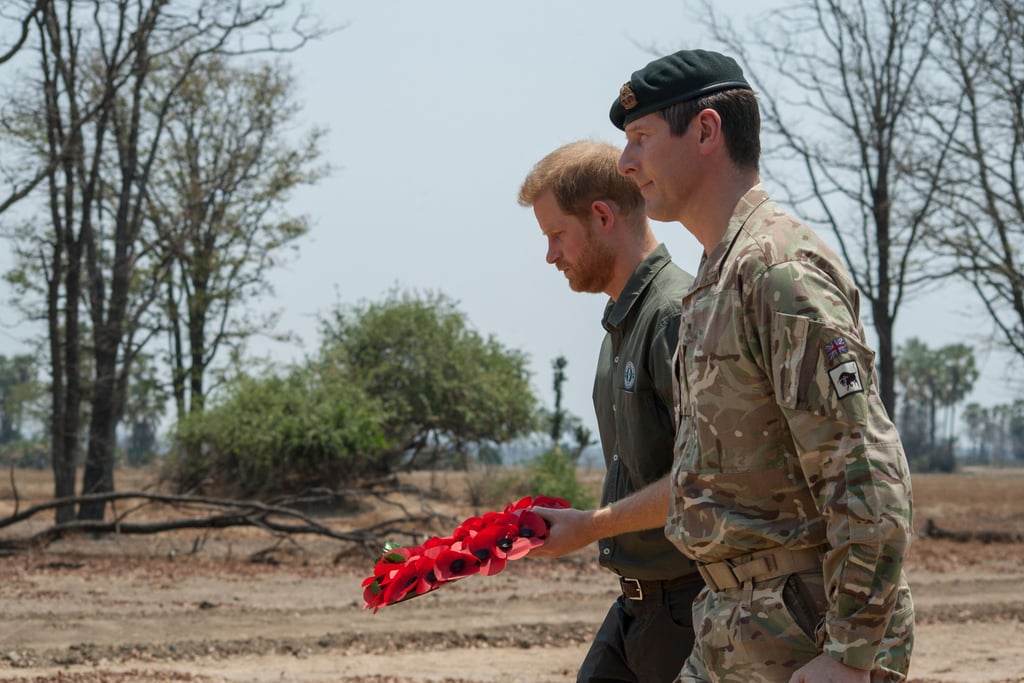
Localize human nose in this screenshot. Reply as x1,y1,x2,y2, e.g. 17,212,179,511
617,145,637,177
545,237,560,264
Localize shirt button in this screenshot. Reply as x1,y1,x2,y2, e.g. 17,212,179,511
613,453,619,462
602,547,611,556
614,355,619,364
612,404,617,412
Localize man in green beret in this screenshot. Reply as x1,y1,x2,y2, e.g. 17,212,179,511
610,49,915,683
519,140,704,682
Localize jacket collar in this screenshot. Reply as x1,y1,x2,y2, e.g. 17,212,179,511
693,184,770,288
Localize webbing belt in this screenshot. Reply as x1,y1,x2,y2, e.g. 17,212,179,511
697,547,823,592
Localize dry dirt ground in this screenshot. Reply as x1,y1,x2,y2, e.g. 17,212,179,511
1,466,1023,683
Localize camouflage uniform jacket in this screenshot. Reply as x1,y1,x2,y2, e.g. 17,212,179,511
666,185,914,669
594,244,698,581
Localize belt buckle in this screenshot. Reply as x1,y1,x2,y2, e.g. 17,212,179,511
621,577,644,601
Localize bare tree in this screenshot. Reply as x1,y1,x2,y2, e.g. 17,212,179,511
697,0,950,413
1,0,322,522
0,1,47,65
922,0,1024,364
146,56,327,422
0,1,69,222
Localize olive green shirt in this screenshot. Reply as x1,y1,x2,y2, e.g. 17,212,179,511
593,244,698,580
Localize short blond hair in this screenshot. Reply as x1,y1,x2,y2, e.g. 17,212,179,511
518,140,646,233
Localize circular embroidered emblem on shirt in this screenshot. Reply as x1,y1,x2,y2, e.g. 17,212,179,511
623,360,636,391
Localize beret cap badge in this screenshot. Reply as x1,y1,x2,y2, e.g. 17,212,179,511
619,82,638,110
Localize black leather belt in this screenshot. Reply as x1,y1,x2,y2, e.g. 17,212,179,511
618,572,703,601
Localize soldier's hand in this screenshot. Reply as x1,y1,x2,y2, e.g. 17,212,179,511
527,506,600,558
789,653,869,683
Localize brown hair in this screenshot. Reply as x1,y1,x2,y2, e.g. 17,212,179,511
518,140,646,234
660,89,761,170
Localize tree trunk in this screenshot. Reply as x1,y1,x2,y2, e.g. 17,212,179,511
78,346,119,520
45,80,86,523
188,293,206,414
48,241,77,524
167,276,188,422
873,301,896,417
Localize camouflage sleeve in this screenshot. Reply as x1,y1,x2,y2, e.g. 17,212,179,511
752,260,913,670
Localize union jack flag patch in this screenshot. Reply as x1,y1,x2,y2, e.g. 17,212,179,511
824,337,848,360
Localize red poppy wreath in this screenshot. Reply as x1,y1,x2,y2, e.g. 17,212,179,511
361,494,570,612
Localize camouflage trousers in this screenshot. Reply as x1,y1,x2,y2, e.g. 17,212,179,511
677,570,914,683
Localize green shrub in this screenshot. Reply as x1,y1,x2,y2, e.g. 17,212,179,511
465,466,529,509
525,448,596,509
319,290,538,464
166,365,388,496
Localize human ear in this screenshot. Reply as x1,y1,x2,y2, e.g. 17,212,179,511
696,109,722,146
591,200,615,228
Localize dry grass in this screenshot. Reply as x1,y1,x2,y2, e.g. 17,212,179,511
4,464,1023,570
5,463,1022,526
911,466,1024,533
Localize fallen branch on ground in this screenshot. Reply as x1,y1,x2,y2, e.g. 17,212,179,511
923,518,1023,543
0,487,460,560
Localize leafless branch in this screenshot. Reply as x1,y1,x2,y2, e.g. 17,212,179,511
0,0,47,64
0,486,460,558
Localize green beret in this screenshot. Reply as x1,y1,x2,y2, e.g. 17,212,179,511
610,49,751,130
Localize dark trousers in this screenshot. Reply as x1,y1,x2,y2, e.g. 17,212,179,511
577,574,703,683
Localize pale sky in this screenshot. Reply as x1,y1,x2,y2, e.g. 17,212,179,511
0,0,1018,437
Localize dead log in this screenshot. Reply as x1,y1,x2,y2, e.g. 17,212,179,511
923,518,1023,543
0,488,458,559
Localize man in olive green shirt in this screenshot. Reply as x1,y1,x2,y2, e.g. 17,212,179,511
519,140,702,682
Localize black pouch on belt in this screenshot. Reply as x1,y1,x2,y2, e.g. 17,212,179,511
782,573,821,641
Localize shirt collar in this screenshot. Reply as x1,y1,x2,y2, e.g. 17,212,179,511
602,243,673,331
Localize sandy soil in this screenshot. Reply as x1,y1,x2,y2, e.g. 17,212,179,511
1,467,1023,683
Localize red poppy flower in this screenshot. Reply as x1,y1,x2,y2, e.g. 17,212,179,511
372,543,411,566
504,495,536,513
452,516,484,540
516,509,549,540
481,510,519,527
421,535,455,550
461,523,513,575
433,546,480,582
530,495,572,510
362,575,388,612
506,510,548,559
361,494,570,611
380,555,436,604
